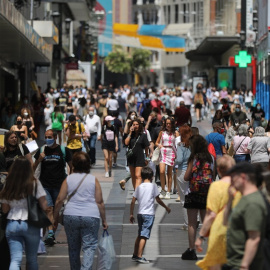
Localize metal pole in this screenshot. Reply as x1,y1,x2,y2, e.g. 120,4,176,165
101,43,105,85
69,21,73,56
58,4,63,89
30,0,34,27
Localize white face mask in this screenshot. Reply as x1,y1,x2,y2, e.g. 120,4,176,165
131,115,136,120
24,113,28,116
89,111,94,116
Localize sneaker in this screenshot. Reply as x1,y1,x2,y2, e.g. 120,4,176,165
112,163,117,168
119,180,126,190
181,225,188,231
136,257,149,264
109,171,112,177
181,248,198,260
175,196,180,202
131,254,139,261
173,188,177,194
159,190,166,199
105,172,109,178
44,232,55,246
157,185,162,193
164,192,170,200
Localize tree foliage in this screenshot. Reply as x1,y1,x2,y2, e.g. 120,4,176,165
105,47,151,74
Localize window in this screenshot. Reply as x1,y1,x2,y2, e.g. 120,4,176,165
175,4,179,23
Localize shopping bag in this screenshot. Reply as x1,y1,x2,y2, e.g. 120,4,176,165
97,230,116,270
151,147,160,165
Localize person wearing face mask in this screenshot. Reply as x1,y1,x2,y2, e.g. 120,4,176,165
84,108,102,166
64,115,86,156
251,103,265,129
205,122,227,159
229,103,247,127
101,116,118,177
10,116,28,143
21,108,35,136
33,129,72,246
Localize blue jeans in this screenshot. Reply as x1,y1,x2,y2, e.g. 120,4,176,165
88,133,97,164
6,220,40,270
64,215,100,270
234,154,250,163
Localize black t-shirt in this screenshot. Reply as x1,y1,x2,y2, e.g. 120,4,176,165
117,97,126,113
34,145,72,189
127,133,150,167
252,109,265,121
230,111,247,125
148,121,160,140
4,144,30,171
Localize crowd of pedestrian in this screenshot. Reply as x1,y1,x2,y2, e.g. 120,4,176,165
0,82,269,270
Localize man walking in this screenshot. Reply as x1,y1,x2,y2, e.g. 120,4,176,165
229,103,247,127
84,107,101,166
34,129,72,245
205,122,226,158
223,163,267,270
174,101,192,127
64,114,86,155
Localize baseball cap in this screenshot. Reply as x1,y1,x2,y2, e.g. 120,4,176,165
105,116,114,121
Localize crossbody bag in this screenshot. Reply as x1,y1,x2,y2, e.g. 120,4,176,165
126,135,140,159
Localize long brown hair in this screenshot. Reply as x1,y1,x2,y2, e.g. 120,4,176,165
0,157,34,200
4,131,20,152
179,125,192,147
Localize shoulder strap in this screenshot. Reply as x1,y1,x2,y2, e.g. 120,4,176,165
129,135,140,152
18,143,24,156
235,137,247,153
78,122,82,134
66,174,88,203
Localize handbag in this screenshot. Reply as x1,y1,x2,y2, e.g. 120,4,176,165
58,173,88,225
151,147,160,165
125,135,140,159
27,182,52,228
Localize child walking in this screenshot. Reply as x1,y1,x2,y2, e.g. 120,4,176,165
130,166,171,263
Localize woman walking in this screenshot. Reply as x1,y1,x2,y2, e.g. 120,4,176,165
125,119,150,189
194,89,204,122
101,115,118,177
0,157,47,270
21,108,35,137
175,125,192,229
54,152,108,270
51,106,64,145
3,131,32,171
233,124,251,163
182,135,215,260
155,117,178,199
247,126,270,169
10,115,29,143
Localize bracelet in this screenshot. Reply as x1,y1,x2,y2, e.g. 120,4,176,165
145,157,150,161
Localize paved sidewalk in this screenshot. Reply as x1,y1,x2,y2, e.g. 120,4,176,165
23,117,213,270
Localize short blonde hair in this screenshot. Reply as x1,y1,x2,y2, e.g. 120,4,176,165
216,155,236,177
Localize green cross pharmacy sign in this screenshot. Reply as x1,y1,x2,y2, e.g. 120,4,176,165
234,51,252,68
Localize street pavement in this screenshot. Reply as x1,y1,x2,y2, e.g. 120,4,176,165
23,115,213,270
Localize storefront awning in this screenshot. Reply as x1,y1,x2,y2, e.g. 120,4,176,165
186,36,240,61
0,0,52,63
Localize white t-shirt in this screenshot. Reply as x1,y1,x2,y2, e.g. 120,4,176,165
106,99,119,111
133,182,159,215
0,180,46,221
175,97,184,107
245,92,253,103
182,91,193,105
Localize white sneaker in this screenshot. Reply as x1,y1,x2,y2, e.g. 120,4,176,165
105,172,109,178
159,190,166,199
164,192,170,200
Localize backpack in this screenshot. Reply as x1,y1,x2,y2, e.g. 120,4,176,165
207,134,219,159
189,159,214,195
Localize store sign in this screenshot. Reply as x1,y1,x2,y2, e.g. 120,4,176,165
234,51,252,68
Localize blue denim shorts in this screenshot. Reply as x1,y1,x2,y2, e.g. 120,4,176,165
44,188,60,207
137,214,155,239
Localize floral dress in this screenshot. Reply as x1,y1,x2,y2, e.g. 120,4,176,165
160,131,176,166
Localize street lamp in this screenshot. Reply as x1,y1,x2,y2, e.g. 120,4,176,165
65,18,72,34
52,11,60,25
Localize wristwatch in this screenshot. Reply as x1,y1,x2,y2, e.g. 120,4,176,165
199,235,205,241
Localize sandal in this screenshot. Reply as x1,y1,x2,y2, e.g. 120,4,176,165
119,180,126,190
